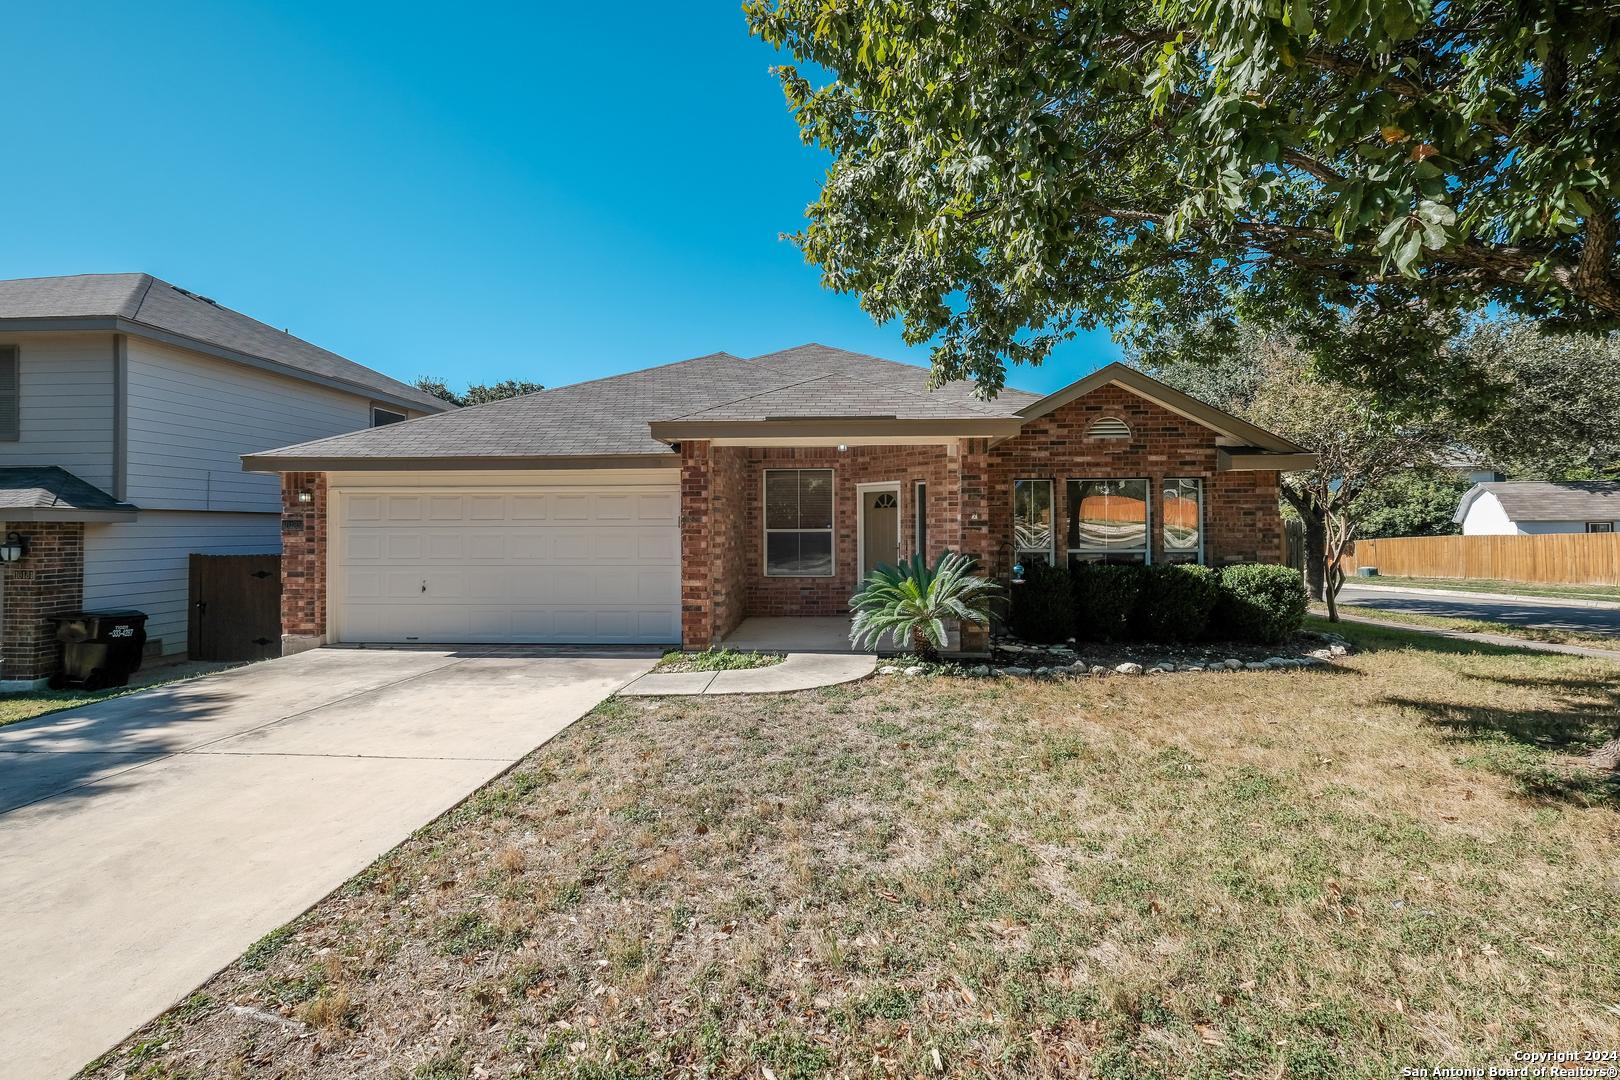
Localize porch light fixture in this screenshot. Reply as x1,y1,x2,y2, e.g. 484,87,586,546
0,532,27,563
837,445,847,452
297,490,313,504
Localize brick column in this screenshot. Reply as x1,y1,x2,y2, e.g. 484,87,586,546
679,441,713,650
1,521,85,685
280,472,328,654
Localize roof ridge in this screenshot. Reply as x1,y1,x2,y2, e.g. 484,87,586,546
660,371,854,421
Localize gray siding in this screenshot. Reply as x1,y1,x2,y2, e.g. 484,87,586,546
0,332,116,490
125,338,371,512
82,510,281,656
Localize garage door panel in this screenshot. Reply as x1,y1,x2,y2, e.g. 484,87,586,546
471,496,505,520
594,533,633,560
427,533,463,559
387,533,421,559
338,485,679,644
638,493,675,520
552,533,589,561
346,532,381,560
347,495,382,522
386,496,422,520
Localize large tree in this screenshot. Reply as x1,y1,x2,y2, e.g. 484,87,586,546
413,377,545,408
746,0,1620,407
1139,331,1456,612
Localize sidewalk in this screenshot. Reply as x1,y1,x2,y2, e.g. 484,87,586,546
1332,611,1620,661
618,652,876,696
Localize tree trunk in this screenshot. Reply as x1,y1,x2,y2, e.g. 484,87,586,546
1302,508,1327,602
1281,485,1327,602
911,624,939,662
1322,507,1357,623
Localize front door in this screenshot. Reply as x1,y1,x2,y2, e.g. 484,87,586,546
861,488,900,580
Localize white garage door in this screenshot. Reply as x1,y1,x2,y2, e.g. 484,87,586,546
334,486,680,644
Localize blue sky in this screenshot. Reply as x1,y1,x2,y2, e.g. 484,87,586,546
1,1,1119,398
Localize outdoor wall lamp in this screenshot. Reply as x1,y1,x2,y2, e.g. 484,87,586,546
297,490,313,504
837,445,847,452
0,532,28,563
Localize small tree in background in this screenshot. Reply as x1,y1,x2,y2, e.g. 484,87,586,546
412,377,545,408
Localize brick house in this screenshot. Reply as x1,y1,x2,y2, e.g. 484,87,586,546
243,346,1313,651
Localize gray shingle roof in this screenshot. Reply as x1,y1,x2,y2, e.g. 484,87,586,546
0,273,449,413
245,344,1042,463
1458,481,1620,523
0,467,136,512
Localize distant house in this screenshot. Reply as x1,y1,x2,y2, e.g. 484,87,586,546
1454,480,1620,535
0,273,452,687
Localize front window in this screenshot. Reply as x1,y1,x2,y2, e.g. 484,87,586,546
371,407,406,427
1067,479,1149,565
1161,478,1203,563
914,481,928,556
1013,479,1054,566
765,469,834,576
1589,522,1615,533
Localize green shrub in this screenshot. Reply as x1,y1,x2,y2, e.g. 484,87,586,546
1211,564,1308,644
1129,563,1220,643
1009,561,1076,643
1071,563,1144,641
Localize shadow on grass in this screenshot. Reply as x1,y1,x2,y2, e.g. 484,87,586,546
1382,683,1620,809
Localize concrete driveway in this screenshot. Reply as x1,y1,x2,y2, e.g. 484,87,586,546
0,645,655,1080
1337,583,1620,636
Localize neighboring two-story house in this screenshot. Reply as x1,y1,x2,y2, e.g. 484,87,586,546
0,273,451,687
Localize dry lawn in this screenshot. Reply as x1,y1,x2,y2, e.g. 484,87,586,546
81,620,1620,1080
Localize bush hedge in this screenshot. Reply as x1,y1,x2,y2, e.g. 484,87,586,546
1129,563,1220,644
1008,561,1076,643
1071,563,1144,641
1210,563,1308,644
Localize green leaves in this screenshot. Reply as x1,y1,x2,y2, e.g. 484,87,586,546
746,0,1620,405
848,550,1000,658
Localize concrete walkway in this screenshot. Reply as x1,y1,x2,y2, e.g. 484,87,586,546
0,645,655,1080
619,651,876,696
1337,583,1620,636
1331,610,1620,661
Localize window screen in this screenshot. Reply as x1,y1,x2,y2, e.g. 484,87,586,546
0,345,18,442
372,407,406,427
1161,478,1203,563
765,469,834,576
1067,479,1149,564
1014,479,1054,565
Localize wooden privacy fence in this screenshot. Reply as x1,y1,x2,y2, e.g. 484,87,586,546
1341,533,1620,586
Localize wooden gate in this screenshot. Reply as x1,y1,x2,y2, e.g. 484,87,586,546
189,554,282,661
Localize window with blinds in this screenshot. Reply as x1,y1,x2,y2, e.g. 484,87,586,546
0,345,17,442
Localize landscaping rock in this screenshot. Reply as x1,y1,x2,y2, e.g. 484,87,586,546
1146,667,1167,675
1309,649,1334,660
1090,665,1109,676
878,666,899,675
1033,666,1051,676
1330,644,1349,656
1244,662,1270,671
1005,666,1031,676
1115,662,1143,675
1223,659,1243,670
904,666,926,677
1180,664,1205,672
968,665,991,677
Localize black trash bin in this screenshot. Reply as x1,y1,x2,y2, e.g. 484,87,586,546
48,610,148,691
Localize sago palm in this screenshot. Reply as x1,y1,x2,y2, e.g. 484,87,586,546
848,550,1000,661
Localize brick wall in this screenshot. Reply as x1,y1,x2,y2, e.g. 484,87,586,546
674,385,1283,640
1,522,85,682
981,386,1282,569
280,472,328,652
740,445,955,619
